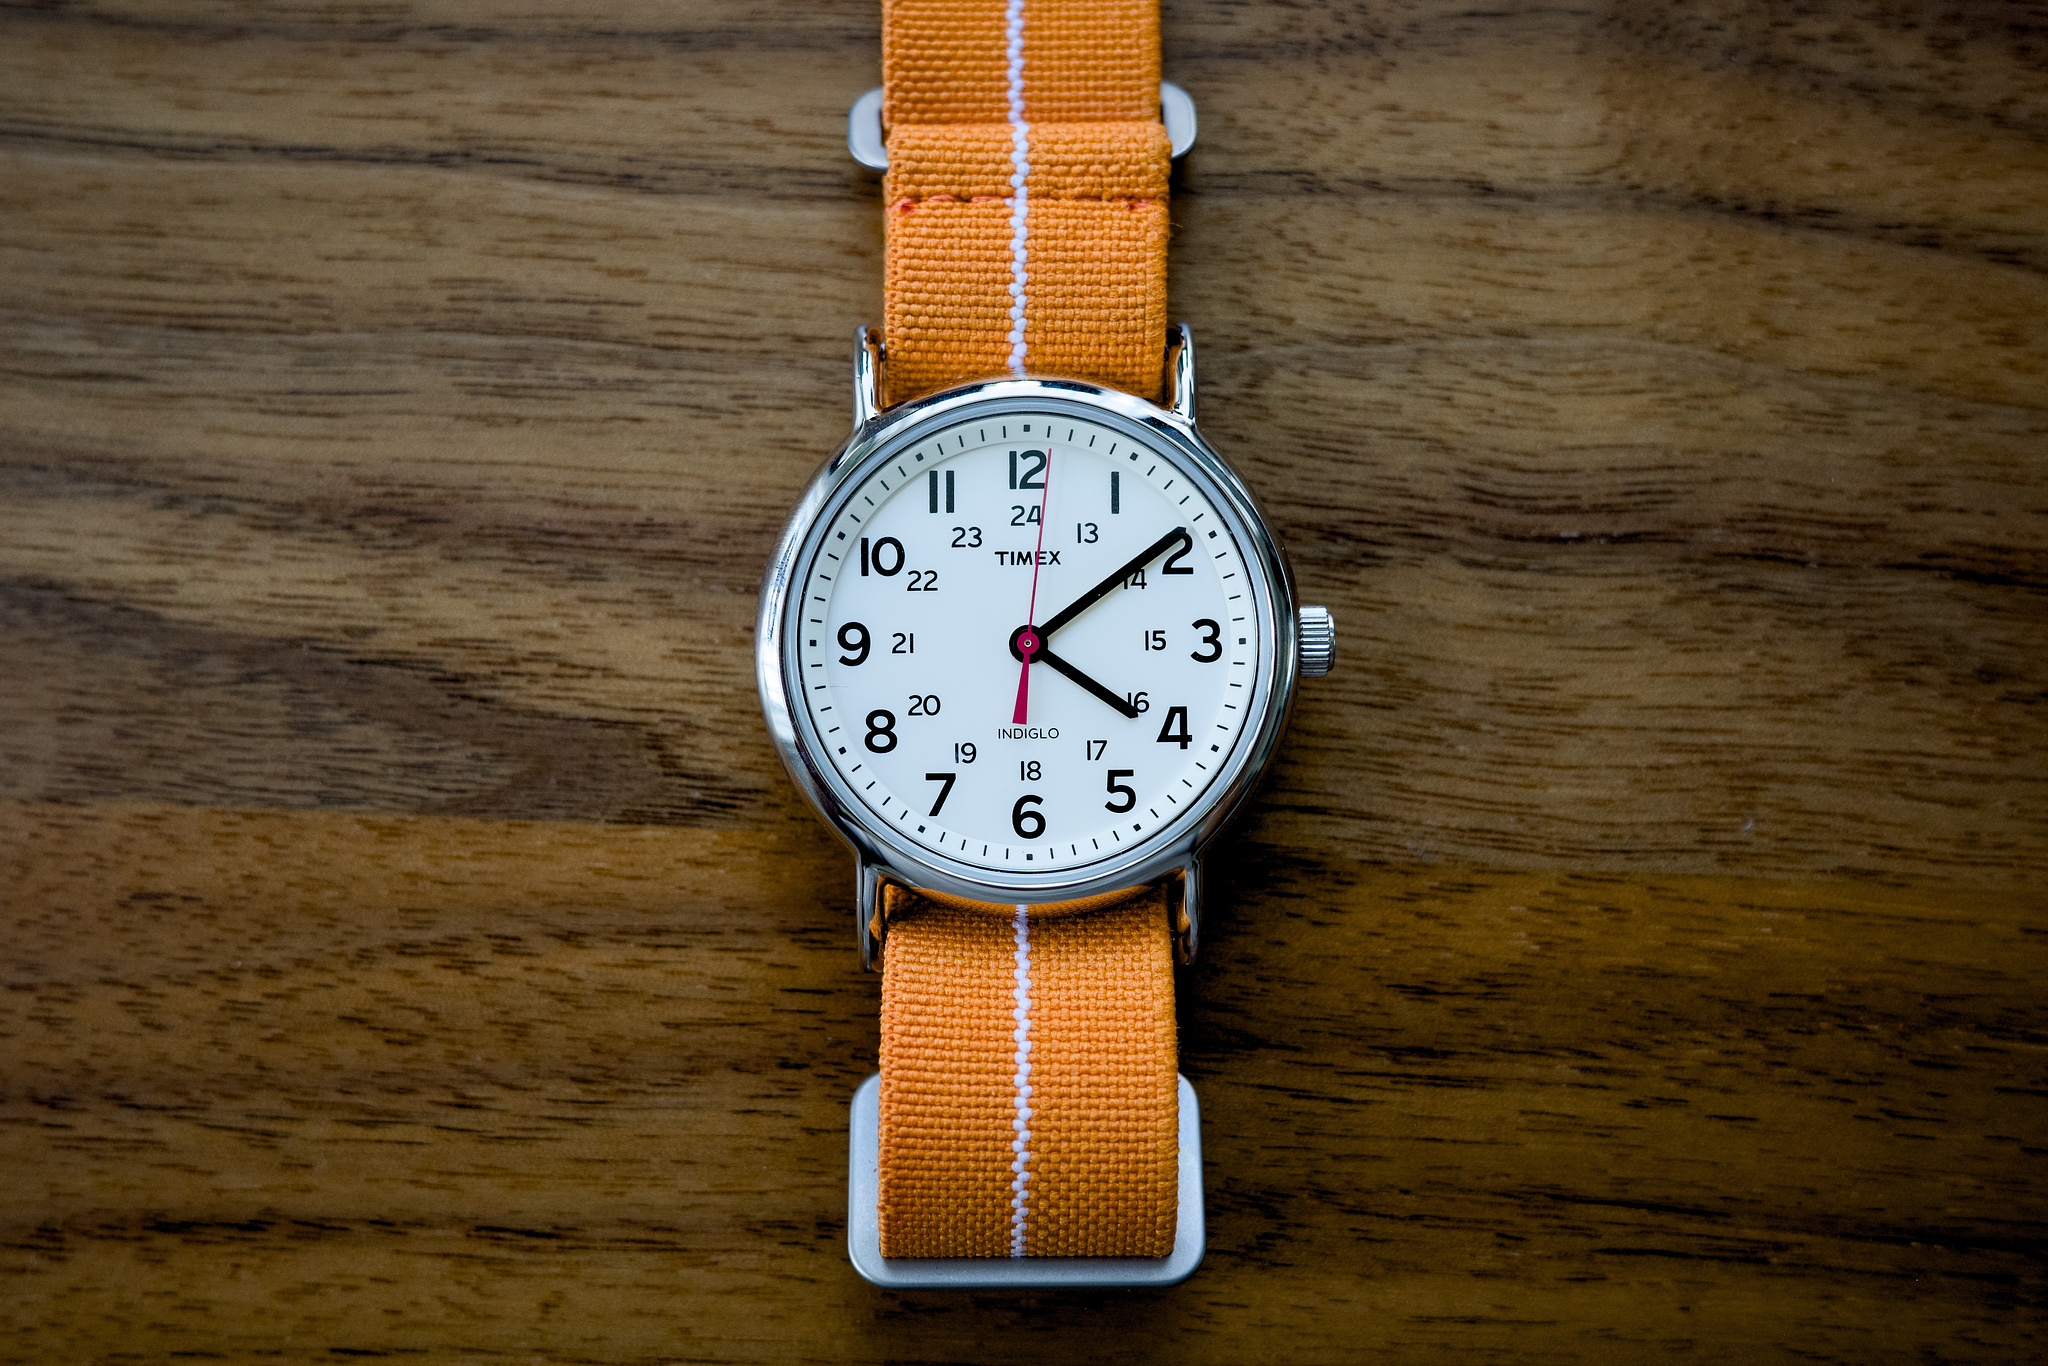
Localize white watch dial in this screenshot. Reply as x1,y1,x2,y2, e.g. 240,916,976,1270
793,409,1264,876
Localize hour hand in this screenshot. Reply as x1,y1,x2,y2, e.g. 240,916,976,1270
1036,645,1141,719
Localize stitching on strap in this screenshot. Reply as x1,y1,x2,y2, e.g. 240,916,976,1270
878,3,1169,406
1002,0,1030,376
1007,902,1035,1257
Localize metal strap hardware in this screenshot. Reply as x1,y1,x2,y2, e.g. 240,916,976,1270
847,1073,1205,1288
848,81,1197,170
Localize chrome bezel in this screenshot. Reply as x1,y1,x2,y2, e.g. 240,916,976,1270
756,369,1298,922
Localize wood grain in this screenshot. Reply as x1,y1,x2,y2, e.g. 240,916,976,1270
1,0,2043,1358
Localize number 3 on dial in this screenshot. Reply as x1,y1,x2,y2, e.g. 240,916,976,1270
791,409,1263,877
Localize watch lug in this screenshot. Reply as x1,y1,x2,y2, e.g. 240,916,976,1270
1163,323,1197,426
857,859,888,971
853,326,885,429
1167,857,1201,964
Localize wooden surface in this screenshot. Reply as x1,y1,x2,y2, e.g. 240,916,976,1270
2,0,2044,1359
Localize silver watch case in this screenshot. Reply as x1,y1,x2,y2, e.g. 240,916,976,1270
756,325,1300,967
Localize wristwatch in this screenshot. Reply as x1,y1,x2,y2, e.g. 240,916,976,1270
756,0,1333,1289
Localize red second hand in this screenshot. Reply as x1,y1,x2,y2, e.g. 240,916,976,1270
1011,451,1053,724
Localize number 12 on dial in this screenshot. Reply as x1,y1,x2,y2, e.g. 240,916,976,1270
795,410,1262,874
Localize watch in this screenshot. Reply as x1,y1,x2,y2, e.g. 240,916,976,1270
756,0,1334,1289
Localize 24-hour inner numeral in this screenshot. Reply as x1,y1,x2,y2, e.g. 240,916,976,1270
812,423,1251,874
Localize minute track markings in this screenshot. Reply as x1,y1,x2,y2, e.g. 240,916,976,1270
802,418,1257,877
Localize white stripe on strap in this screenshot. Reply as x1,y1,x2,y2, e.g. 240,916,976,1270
1007,902,1035,1257
1002,0,1030,376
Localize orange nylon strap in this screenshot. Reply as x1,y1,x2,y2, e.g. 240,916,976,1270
878,884,1179,1258
880,0,1170,406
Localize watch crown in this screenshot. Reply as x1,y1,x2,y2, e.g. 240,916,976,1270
1297,605,1335,677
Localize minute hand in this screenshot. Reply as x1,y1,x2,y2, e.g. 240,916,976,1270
1037,527,1191,639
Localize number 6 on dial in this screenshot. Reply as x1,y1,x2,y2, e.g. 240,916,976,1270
774,407,1278,877
1011,794,1045,839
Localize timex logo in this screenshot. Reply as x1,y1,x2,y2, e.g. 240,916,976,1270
993,550,1061,567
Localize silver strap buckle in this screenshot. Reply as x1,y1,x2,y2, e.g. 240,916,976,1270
846,1072,1206,1288
848,82,1198,171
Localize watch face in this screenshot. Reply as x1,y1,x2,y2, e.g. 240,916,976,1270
785,401,1272,878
